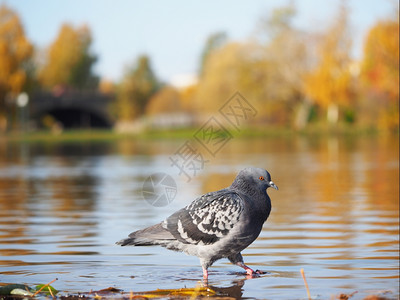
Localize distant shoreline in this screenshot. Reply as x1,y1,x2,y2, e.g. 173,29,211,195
1,125,395,143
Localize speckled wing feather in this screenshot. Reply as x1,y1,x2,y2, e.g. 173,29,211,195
164,190,244,245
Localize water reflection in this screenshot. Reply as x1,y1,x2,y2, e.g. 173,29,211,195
0,135,398,299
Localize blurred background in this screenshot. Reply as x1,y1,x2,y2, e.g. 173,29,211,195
0,0,398,133
0,1,399,299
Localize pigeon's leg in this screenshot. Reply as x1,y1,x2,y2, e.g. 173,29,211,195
200,259,210,281
202,267,208,280
228,253,259,276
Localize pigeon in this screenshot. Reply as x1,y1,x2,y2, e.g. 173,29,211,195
116,167,278,280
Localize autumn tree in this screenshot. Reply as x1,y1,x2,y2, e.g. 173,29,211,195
99,79,116,95
195,4,312,127
179,84,197,113
116,55,160,121
39,23,98,90
0,4,33,130
195,42,250,113
257,3,313,128
360,16,399,130
304,3,355,124
198,32,227,76
146,85,181,115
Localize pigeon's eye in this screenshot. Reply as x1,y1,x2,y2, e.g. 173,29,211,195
259,176,264,180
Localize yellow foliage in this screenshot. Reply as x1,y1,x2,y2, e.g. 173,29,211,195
39,23,93,89
195,43,242,112
146,85,181,115
304,4,354,113
195,38,305,126
195,42,266,114
195,5,312,127
0,4,33,112
361,19,399,102
358,17,399,131
99,79,115,94
133,286,216,298
115,83,136,121
116,55,159,121
179,84,197,113
9,69,26,93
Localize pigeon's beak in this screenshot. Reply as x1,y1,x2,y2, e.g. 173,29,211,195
268,181,279,190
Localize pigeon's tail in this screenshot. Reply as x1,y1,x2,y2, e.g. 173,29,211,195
116,223,175,246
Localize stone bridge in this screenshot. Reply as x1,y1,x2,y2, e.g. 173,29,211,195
29,90,114,129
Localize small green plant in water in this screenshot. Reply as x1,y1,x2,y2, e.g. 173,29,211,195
35,284,59,296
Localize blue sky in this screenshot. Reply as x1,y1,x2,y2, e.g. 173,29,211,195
2,0,397,85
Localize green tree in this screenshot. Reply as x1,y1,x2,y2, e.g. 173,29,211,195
116,55,160,121
39,23,98,90
69,40,98,89
0,4,33,131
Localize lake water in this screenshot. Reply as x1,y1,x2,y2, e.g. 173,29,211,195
0,135,399,299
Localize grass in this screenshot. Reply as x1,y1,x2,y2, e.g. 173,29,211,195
1,128,198,143
0,123,393,144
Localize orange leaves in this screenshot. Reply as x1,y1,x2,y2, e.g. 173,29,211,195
0,4,33,97
146,86,182,115
195,44,258,121
39,23,96,90
359,17,399,131
8,69,26,94
361,19,399,101
304,4,354,117
0,6,32,63
0,4,32,130
1,2,398,132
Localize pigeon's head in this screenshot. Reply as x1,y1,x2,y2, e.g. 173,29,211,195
232,167,278,193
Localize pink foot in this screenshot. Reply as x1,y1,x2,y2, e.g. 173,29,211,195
244,266,255,276
237,262,264,277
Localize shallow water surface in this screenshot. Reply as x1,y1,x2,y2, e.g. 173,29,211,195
0,136,399,299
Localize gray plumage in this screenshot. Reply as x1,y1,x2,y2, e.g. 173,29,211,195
116,167,278,279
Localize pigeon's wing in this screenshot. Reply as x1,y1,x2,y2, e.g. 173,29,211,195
164,191,244,245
